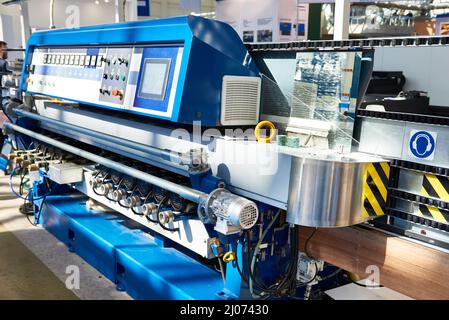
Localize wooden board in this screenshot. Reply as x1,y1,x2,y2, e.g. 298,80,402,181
298,226,449,300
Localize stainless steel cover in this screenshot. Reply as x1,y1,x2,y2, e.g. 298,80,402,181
287,153,386,227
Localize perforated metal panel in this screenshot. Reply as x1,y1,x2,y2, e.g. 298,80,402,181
221,75,261,126
239,203,258,229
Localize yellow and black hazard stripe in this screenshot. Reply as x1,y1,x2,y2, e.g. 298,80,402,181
362,162,390,218
421,174,449,201
417,204,449,224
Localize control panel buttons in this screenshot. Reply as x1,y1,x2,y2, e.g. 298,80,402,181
100,87,110,95
118,58,128,66
106,56,112,66
112,89,124,99
98,48,131,105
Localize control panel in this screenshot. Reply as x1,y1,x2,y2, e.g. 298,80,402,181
25,46,183,119
98,48,132,104
21,16,261,126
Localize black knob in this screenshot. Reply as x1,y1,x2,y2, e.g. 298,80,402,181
103,73,108,79
118,58,128,66
102,56,111,65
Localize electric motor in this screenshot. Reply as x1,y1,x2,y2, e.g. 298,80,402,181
198,188,259,235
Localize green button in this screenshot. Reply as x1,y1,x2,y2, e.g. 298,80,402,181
121,75,126,81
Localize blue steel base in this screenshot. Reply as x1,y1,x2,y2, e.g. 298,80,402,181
38,193,226,300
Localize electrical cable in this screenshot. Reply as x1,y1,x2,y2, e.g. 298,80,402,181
348,273,383,288
217,257,226,286
9,167,31,200
33,177,53,225
248,225,300,299
233,239,249,284
22,192,37,227
92,172,110,196
304,227,317,257
319,268,342,282
20,177,53,226
246,210,301,298
145,211,158,223
34,192,48,225
19,167,26,195
234,232,274,295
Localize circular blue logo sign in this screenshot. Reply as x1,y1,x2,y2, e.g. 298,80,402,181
409,131,435,159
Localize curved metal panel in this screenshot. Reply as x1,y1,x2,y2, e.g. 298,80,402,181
287,156,372,227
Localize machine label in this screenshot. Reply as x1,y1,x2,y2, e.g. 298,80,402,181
408,130,437,160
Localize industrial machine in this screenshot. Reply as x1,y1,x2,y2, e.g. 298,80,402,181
1,16,393,300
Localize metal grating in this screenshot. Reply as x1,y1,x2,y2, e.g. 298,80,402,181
221,76,261,126
239,204,258,229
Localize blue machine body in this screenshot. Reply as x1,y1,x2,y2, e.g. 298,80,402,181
36,193,227,300
2,15,340,300
20,16,260,126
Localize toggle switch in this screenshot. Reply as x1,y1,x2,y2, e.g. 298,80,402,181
100,88,110,95
118,58,128,66
102,56,111,66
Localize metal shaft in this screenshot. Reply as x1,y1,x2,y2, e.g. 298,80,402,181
14,108,191,166
4,122,207,204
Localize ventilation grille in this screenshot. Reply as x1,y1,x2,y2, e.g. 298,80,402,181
239,204,259,229
221,76,261,126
